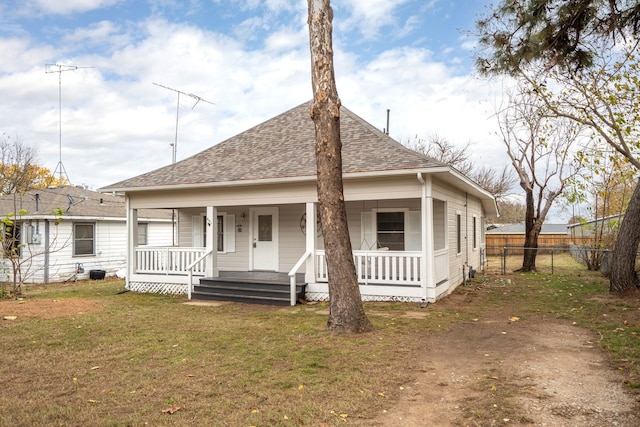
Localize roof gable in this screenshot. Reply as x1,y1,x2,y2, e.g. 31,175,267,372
102,101,444,190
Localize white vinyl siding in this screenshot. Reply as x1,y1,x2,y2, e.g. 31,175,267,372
0,219,172,284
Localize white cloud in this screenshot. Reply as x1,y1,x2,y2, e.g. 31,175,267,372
63,20,120,45
0,1,513,192
33,0,121,15
339,0,412,39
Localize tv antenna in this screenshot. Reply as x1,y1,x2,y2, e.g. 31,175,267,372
153,82,215,163
46,63,94,184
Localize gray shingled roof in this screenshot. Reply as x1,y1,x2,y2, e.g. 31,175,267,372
102,101,445,191
486,223,569,234
0,185,171,220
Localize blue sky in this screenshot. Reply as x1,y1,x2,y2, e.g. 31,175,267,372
0,0,509,193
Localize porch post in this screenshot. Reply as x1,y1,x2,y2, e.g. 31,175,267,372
206,206,219,278
419,174,435,300
126,196,138,290
304,202,317,283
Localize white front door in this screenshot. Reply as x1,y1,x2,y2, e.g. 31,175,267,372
251,207,279,271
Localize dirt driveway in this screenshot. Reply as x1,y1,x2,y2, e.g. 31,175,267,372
370,300,639,426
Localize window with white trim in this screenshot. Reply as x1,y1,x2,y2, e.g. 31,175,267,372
456,212,462,255
137,223,148,246
361,209,420,251
192,213,235,253
217,215,224,251
74,223,95,256
377,211,405,250
473,215,477,250
433,199,446,251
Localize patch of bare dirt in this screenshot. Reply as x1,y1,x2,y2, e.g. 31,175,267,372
0,298,102,321
370,310,638,427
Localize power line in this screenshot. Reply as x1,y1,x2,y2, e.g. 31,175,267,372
153,82,215,163
45,63,94,184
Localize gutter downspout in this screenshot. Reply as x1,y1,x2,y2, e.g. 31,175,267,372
126,196,136,290
417,173,435,302
44,219,49,283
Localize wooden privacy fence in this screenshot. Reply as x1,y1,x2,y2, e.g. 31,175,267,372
485,235,592,256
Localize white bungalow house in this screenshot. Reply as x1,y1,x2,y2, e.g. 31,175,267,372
100,101,497,305
0,185,173,284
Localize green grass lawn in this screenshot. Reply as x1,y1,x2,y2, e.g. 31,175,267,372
0,266,638,426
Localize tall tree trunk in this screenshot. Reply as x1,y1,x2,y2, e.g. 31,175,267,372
610,178,640,294
307,0,373,333
520,186,539,271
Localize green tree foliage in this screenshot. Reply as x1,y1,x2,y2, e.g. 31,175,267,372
476,0,640,73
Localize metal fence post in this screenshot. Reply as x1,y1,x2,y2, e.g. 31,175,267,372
551,248,554,275
502,247,507,275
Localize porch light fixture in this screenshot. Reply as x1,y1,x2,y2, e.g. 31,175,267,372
206,217,212,227
240,212,245,221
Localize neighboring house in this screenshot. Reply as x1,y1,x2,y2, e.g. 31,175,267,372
101,101,497,305
566,214,622,244
0,185,173,283
485,222,571,254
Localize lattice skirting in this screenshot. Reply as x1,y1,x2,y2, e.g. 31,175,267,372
305,292,422,303
127,281,187,295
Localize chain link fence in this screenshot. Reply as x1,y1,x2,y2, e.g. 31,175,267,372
484,245,640,276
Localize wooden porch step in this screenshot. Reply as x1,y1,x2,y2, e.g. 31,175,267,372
193,276,307,306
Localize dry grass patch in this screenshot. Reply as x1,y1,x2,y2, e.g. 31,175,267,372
0,280,430,426
1,267,639,426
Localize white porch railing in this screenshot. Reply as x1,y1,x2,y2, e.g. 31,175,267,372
288,250,313,306
315,250,422,286
187,248,214,300
135,247,207,275
434,249,449,285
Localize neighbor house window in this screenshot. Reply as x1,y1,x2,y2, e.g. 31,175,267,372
377,211,405,250
137,223,148,245
456,212,462,255
74,223,95,256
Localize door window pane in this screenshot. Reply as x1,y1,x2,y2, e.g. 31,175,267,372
258,215,272,242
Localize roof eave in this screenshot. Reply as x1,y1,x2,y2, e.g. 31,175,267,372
99,166,498,216
99,167,450,194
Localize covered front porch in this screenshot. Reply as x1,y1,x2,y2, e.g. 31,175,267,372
129,246,450,303
125,178,452,305
128,194,449,305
